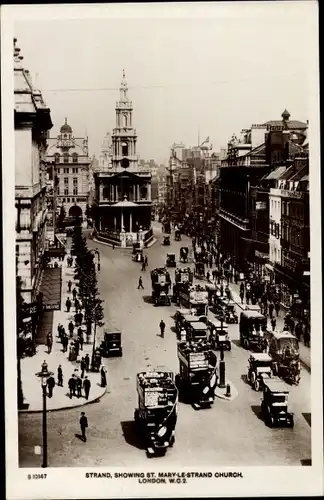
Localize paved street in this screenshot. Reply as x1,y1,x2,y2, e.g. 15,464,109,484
19,223,311,467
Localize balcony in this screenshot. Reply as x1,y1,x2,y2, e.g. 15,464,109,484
219,208,250,231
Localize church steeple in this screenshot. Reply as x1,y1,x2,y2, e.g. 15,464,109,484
120,69,129,102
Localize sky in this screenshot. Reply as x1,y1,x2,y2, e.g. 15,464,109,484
11,2,318,165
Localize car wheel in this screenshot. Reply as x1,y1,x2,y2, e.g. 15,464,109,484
169,435,175,447
272,363,278,376
228,344,231,351
254,379,260,392
251,372,256,385
269,416,275,427
247,370,251,382
134,409,139,423
243,339,249,349
289,416,294,428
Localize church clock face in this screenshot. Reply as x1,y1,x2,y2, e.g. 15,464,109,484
121,158,130,169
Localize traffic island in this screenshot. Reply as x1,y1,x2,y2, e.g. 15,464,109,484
215,380,238,402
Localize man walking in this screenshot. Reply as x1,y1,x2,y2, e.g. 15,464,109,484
274,300,280,317
159,319,166,338
80,412,88,442
62,333,68,353
268,302,274,319
138,276,144,289
68,321,74,338
74,298,80,313
66,297,72,313
85,353,90,372
47,374,55,398
57,365,63,387
80,357,86,378
46,332,53,354
76,376,82,398
68,374,76,398
83,376,91,400
72,288,77,300
67,280,72,293
78,331,84,351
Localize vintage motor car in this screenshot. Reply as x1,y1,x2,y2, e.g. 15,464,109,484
163,235,170,246
244,303,262,314
224,302,238,324
239,310,267,351
176,313,206,336
207,318,231,350
132,248,144,262
100,331,123,357
166,253,176,267
151,268,172,306
176,341,217,409
134,371,178,456
247,352,273,391
186,321,209,343
175,229,181,241
179,247,189,263
260,379,294,428
194,262,205,279
205,283,218,306
266,330,301,385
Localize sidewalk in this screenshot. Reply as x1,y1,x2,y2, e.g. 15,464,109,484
20,255,106,412
229,280,311,372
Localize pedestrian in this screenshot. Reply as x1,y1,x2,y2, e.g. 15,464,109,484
85,353,90,372
57,323,62,338
137,276,144,289
66,297,72,313
246,291,250,305
79,332,84,351
268,302,274,319
68,321,74,338
68,375,76,398
57,364,63,386
54,260,59,269
75,298,80,312
67,280,72,293
46,332,53,354
72,288,77,300
159,319,166,338
303,324,310,347
75,338,80,357
83,376,91,400
144,255,148,266
80,357,86,378
239,290,244,304
61,334,67,353
295,321,302,341
274,300,280,317
289,317,295,335
141,260,146,271
47,375,55,398
80,412,88,442
225,285,231,300
76,376,82,398
271,317,277,331
112,242,115,250
100,365,107,387
206,271,210,282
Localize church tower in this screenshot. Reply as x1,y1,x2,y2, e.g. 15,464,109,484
111,70,138,171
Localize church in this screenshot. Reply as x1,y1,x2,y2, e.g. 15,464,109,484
93,71,153,247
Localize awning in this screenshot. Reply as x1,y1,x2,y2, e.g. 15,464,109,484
44,247,66,258
38,267,62,311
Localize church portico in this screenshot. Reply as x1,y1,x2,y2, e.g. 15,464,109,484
93,70,152,247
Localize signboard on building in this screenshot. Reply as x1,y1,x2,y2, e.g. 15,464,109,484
281,190,304,199
255,250,269,259
256,201,266,210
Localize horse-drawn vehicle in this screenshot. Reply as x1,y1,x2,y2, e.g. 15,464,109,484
266,330,301,385
194,262,205,279
163,235,170,246
179,247,189,263
166,253,176,267
239,310,267,351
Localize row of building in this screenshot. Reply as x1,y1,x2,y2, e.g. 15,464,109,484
164,110,310,314
14,39,155,338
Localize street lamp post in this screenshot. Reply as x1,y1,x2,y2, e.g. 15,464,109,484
35,360,53,468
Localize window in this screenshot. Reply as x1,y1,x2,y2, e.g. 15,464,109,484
64,177,69,185
57,187,60,196
64,168,69,174
73,187,78,195
64,154,69,163
67,198,70,202
63,198,66,202
73,177,78,186
54,153,60,163
72,168,78,174
56,168,60,174
121,142,128,156
72,153,78,163
64,188,69,196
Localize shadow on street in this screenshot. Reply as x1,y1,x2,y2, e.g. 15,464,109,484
120,420,146,450
142,295,152,304
302,413,311,426
240,374,249,385
251,405,264,422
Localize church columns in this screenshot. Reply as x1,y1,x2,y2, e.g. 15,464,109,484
133,185,136,201
130,212,133,232
100,183,104,201
114,216,116,230
121,210,124,231
147,183,151,201
137,185,140,200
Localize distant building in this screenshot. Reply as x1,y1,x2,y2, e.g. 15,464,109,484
93,72,152,247
46,119,91,219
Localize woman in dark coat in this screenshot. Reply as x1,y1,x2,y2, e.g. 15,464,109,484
100,365,107,387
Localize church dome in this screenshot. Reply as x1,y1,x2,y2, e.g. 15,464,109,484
281,109,290,121
60,118,72,133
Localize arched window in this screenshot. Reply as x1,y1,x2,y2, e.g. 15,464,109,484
64,153,69,163
121,142,128,156
54,153,60,163
72,153,78,163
